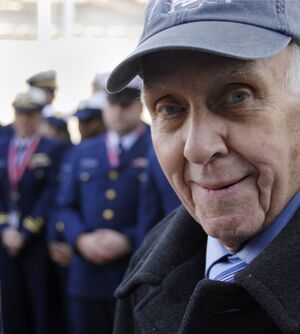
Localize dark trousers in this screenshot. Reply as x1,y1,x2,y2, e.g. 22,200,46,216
68,296,116,334
0,240,48,334
47,262,70,334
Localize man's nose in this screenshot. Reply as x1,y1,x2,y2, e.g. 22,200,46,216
183,113,228,165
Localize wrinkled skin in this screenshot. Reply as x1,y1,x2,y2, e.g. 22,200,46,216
142,48,300,251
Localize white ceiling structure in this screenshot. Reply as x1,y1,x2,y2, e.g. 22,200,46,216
0,0,149,136
0,0,146,40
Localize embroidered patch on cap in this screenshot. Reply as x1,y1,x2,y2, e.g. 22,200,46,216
167,0,232,12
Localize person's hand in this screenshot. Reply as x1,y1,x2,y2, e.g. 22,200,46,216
75,230,132,265
2,228,25,256
48,241,73,267
75,232,110,264
93,229,132,262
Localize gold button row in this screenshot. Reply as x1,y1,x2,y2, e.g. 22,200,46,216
80,172,90,182
108,170,118,180
81,170,119,182
102,209,114,220
105,189,117,200
56,221,65,232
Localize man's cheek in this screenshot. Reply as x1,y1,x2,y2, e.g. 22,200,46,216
256,166,274,214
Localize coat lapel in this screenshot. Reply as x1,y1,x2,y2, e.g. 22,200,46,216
237,207,300,333
117,206,207,333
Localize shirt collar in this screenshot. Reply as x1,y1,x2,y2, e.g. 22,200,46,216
107,130,139,152
205,190,300,277
14,134,36,148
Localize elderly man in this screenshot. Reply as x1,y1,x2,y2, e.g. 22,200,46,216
107,1,300,333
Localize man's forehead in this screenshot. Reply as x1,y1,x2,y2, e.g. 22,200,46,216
142,51,257,87
142,48,292,92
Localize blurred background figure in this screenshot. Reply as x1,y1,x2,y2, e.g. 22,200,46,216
0,87,63,334
26,70,57,118
74,98,106,141
40,114,71,145
89,72,109,110
0,122,14,140
43,115,74,334
56,77,151,334
102,76,146,138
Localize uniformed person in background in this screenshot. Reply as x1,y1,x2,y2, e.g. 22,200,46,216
0,87,63,334
41,114,73,263
26,70,57,118
74,98,106,141
136,145,181,248
89,72,109,110
0,122,14,139
41,114,73,334
40,115,71,145
56,78,151,334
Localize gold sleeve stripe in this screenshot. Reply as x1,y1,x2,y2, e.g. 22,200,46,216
0,213,8,225
23,216,44,233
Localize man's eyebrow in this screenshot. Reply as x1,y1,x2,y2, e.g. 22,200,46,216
216,62,255,78
142,82,168,94
141,60,258,98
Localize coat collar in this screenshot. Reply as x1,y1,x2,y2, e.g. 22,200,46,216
117,205,300,333
116,206,207,333
117,206,206,296
236,207,300,333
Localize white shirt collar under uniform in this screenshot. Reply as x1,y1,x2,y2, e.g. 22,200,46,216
107,130,139,153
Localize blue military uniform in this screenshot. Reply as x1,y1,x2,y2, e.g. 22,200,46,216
136,145,181,247
0,136,63,334
56,125,151,333
0,87,64,334
0,123,14,139
44,118,73,334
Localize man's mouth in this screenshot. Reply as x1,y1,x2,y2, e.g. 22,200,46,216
199,175,250,192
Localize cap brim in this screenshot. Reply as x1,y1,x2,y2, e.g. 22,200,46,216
107,21,291,93
15,107,42,114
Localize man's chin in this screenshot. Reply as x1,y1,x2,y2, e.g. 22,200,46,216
196,214,261,249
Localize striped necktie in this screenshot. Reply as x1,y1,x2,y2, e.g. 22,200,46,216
213,254,248,283
118,141,125,157
16,143,26,165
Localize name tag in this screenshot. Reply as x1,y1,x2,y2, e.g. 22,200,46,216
28,153,51,169
130,157,148,168
80,158,99,169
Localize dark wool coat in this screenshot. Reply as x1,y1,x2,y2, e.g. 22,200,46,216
113,205,300,334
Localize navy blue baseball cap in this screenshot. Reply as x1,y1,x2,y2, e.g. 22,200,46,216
45,116,68,131
74,97,103,121
75,108,103,122
107,0,300,93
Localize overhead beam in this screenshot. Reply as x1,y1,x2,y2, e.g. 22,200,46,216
37,0,51,41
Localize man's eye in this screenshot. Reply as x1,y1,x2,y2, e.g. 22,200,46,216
160,105,186,116
225,91,249,104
